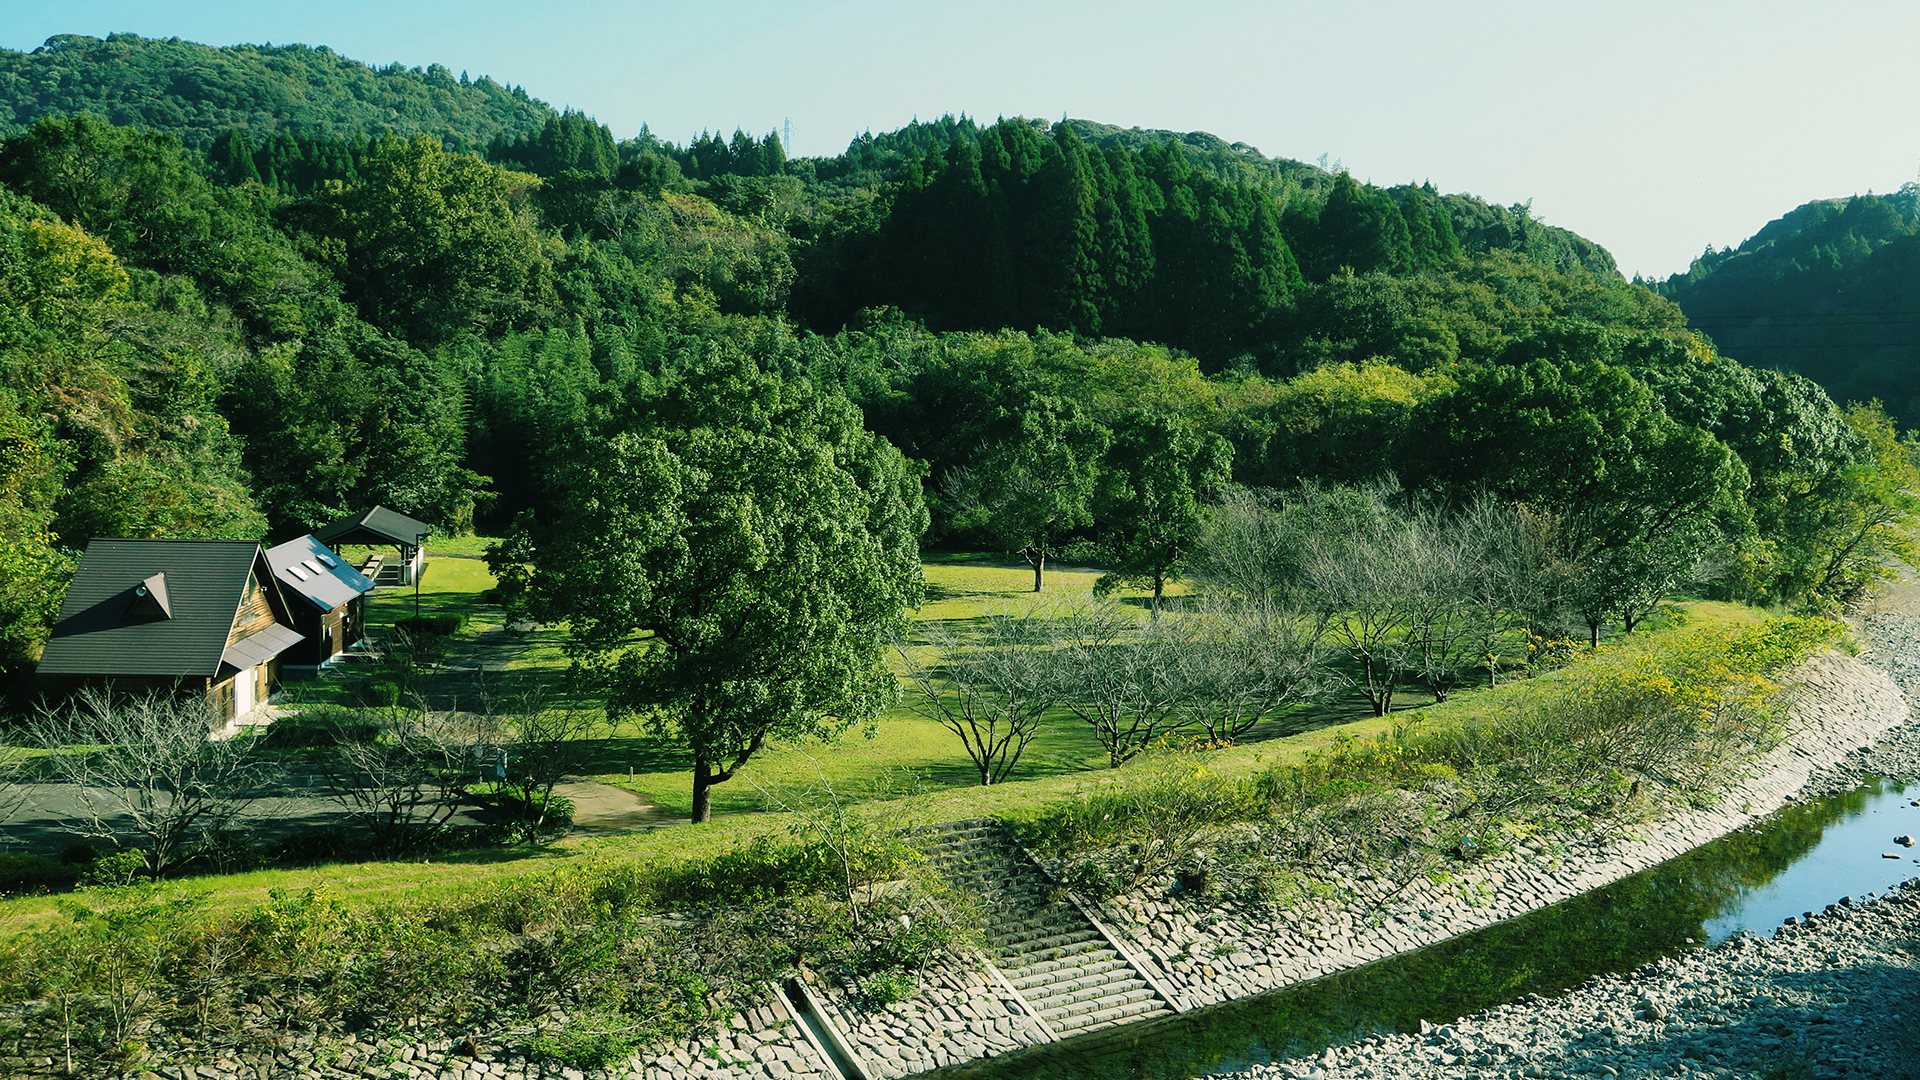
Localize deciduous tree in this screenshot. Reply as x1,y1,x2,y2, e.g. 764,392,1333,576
516,354,925,821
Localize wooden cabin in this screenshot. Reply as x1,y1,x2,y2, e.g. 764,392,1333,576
265,534,375,675
37,540,304,725
314,505,432,586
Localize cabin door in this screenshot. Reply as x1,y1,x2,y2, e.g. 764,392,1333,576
234,665,255,718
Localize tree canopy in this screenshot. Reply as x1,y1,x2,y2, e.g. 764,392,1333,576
509,354,926,820
0,39,1914,706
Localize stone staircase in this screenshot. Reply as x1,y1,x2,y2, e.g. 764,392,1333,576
906,819,1175,1037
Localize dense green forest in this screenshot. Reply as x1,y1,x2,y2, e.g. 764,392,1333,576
1657,186,1920,428
1,32,1915,700
0,33,552,149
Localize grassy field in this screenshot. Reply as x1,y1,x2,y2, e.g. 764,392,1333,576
0,533,1772,936
289,540,1772,821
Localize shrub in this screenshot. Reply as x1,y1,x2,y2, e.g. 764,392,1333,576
0,852,77,894
360,677,406,708
1016,745,1251,899
530,1010,647,1069
646,834,916,909
0,837,969,1071
1431,616,1845,795
262,710,381,749
76,850,148,887
472,783,574,838
396,614,464,638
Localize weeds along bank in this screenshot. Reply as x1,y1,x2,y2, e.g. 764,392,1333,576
0,615,1903,1080
0,832,972,1078
1059,645,1907,1014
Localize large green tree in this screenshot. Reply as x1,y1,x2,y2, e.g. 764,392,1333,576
1405,354,1745,642
946,395,1110,592
302,134,551,347
514,354,925,821
1089,410,1233,612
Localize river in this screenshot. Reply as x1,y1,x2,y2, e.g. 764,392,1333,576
931,778,1920,1080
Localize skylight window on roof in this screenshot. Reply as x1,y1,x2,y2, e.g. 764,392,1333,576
288,566,309,580
302,559,324,574
315,553,336,567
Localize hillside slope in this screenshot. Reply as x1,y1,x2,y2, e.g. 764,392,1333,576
0,33,555,149
1659,190,1920,425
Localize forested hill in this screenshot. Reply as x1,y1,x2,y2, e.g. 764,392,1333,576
1657,189,1920,427
0,33,555,149
8,32,1916,702
1054,120,1620,279
810,114,1618,280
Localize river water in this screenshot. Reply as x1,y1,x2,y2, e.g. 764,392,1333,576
933,779,1920,1080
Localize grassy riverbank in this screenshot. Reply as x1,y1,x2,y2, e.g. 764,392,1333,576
0,536,1844,1077
0,590,1778,935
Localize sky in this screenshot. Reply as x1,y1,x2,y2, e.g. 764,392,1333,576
7,0,1920,280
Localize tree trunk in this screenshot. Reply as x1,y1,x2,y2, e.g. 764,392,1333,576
1032,552,1045,592
1151,574,1164,618
691,756,714,823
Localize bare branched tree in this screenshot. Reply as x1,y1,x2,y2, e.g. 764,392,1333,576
1045,602,1192,768
322,707,483,854
1164,601,1340,743
1190,487,1307,608
897,613,1056,785
1400,501,1482,702
1298,485,1424,716
1459,497,1569,683
486,684,600,841
25,686,270,874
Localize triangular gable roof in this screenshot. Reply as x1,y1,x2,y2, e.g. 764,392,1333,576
38,539,302,678
313,505,432,548
266,534,375,613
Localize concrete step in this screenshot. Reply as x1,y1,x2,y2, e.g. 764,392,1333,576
1008,957,1132,993
1000,942,1116,975
1054,998,1174,1033
894,815,1174,1036
1038,983,1158,1021
986,909,1084,937
1028,974,1150,1012
994,928,1105,960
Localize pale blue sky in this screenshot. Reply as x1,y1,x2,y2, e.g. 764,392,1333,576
6,0,1919,279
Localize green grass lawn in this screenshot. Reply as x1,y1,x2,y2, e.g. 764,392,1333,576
0,543,1779,935
573,554,1129,816
281,544,1771,820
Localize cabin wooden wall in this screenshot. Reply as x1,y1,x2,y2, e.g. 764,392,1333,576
229,572,279,643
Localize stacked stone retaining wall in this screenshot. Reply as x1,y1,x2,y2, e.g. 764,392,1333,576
1092,652,1911,1010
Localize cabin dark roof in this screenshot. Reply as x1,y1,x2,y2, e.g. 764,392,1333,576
266,535,375,613
314,505,432,548
38,540,301,678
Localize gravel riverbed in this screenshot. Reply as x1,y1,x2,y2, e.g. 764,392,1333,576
1228,605,1920,1080
1237,886,1920,1080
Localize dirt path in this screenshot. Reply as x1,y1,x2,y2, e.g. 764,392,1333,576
553,778,677,833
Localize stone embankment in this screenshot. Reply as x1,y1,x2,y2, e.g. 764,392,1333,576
1219,604,1920,1080
1092,650,1911,1012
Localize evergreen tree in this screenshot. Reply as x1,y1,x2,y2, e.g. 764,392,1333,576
1030,125,1101,333
1309,173,1413,278
208,129,260,186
